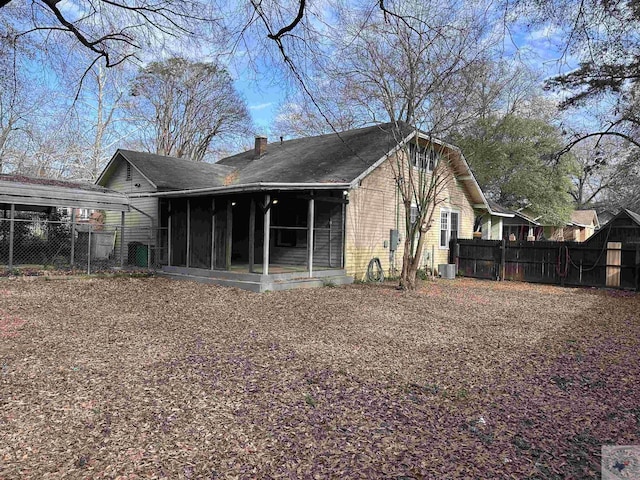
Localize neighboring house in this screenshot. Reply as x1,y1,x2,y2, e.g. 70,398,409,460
477,201,544,241
478,202,600,242
97,122,492,290
561,210,599,242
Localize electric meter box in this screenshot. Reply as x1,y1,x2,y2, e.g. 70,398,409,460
389,229,400,251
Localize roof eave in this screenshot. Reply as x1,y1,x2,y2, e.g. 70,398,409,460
128,182,352,198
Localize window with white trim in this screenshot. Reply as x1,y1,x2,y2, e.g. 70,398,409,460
440,208,460,248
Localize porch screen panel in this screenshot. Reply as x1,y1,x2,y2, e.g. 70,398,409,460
189,197,212,269
313,202,343,268
171,199,187,267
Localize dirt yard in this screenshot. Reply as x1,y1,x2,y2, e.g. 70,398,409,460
0,276,638,479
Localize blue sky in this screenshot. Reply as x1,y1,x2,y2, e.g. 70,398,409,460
231,18,579,137
238,79,284,133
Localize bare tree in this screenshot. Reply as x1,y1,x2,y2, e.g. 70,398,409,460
513,0,640,151
330,2,495,289
67,64,132,180
391,129,457,289
255,0,502,289
129,57,252,162
572,139,640,208
0,0,222,72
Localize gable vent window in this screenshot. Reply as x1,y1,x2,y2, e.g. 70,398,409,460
410,143,438,172
126,163,132,181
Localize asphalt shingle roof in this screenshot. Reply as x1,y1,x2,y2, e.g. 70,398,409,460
217,122,415,185
117,150,236,191
570,209,598,227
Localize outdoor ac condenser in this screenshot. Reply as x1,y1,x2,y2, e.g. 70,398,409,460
438,263,456,280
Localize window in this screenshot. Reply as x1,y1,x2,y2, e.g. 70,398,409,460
410,143,438,171
410,205,419,228
440,208,460,248
126,163,132,181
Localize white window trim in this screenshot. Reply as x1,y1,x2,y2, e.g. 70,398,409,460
439,207,460,249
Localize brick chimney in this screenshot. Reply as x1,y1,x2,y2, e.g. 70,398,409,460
254,136,267,158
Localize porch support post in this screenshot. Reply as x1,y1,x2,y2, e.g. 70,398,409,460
225,200,233,270
248,198,256,273
210,198,215,270
8,204,15,270
167,200,172,267
307,196,314,277
341,203,346,269
120,211,125,268
186,199,191,268
70,209,76,268
263,194,270,276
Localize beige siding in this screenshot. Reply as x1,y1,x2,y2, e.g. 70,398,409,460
345,153,475,280
102,158,159,255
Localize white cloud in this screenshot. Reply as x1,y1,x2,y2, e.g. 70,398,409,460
526,25,560,42
249,102,274,111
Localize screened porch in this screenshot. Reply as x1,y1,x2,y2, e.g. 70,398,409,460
160,190,347,277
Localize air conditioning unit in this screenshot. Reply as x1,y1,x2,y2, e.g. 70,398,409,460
438,263,456,280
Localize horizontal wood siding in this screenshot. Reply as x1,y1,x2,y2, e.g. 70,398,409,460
102,157,159,262
345,152,475,280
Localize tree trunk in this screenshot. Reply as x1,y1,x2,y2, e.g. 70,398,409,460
399,226,428,291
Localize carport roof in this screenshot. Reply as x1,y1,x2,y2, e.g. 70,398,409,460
0,174,129,212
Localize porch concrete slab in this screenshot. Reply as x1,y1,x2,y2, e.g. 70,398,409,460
159,266,353,292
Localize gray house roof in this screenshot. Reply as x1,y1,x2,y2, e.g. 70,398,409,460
96,122,491,212
98,150,236,191
217,122,415,184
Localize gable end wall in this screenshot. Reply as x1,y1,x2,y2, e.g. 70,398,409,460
345,153,474,280
102,157,160,256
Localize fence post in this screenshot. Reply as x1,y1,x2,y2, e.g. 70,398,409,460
499,239,506,281
449,238,459,266
635,244,640,292
120,212,125,268
560,244,566,287
8,204,15,271
70,209,76,268
87,224,92,275
148,227,152,270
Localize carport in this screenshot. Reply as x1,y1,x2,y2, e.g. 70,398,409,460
0,174,130,269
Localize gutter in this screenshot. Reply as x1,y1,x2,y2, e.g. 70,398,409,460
127,182,353,198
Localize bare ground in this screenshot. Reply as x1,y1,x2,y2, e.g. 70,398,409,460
0,276,638,479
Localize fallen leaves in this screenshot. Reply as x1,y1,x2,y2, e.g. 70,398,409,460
0,276,638,478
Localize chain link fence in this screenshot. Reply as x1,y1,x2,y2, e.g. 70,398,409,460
0,212,167,275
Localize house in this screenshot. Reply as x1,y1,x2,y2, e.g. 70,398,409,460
477,201,545,241
560,210,599,242
97,122,492,291
596,208,618,228
477,202,600,242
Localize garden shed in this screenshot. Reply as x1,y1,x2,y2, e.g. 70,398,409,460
585,209,640,247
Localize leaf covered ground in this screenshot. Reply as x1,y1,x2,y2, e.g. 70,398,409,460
0,277,638,479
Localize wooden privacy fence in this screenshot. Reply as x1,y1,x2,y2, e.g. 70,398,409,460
450,239,640,290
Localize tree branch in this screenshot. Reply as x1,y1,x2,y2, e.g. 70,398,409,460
267,0,306,40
